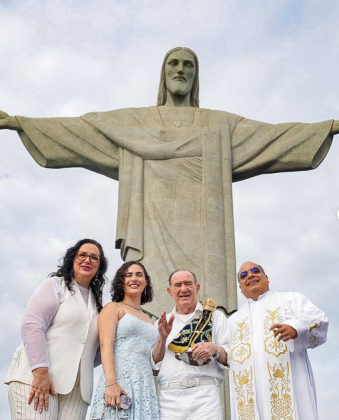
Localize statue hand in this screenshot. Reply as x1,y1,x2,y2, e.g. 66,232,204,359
0,110,22,131
331,120,339,135
0,110,9,119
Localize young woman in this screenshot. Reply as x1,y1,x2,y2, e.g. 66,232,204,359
91,261,159,420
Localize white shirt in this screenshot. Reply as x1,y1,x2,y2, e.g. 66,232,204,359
153,302,229,385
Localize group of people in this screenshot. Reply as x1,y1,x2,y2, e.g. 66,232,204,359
5,239,328,420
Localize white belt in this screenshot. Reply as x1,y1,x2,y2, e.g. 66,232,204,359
159,377,220,390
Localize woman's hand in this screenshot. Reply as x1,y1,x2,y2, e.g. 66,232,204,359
0,110,22,131
105,382,127,409
28,367,57,412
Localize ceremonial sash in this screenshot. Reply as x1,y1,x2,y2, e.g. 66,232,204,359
168,311,213,353
230,291,295,420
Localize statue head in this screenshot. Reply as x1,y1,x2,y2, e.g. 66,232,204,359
157,47,199,108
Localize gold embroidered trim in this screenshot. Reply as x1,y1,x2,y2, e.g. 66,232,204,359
309,319,322,348
264,307,288,357
268,361,294,420
233,367,255,420
309,322,318,332
231,318,251,364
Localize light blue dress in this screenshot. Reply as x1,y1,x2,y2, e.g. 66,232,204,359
91,311,160,420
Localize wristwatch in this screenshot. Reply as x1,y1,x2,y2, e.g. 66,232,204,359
213,345,221,360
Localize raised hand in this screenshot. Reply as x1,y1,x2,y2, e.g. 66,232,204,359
157,311,174,339
152,311,175,364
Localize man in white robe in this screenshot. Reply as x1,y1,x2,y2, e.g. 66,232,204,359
1,47,339,315
227,261,328,420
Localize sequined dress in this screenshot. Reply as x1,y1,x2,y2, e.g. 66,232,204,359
91,312,160,420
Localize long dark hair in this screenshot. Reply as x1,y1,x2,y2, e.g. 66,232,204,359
50,238,108,312
110,261,153,305
157,46,200,108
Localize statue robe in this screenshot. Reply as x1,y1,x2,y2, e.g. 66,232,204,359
16,107,333,314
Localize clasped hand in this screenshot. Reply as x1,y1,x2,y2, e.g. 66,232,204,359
191,342,218,362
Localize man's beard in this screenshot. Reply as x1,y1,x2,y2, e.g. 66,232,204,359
173,88,188,96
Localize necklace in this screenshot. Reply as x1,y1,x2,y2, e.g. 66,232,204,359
122,301,142,311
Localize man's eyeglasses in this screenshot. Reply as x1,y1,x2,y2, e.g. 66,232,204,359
239,266,261,280
76,252,100,263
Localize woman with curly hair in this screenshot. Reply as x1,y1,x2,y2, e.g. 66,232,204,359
6,238,108,420
91,261,159,420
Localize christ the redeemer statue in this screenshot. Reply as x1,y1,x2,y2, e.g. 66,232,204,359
1,47,338,315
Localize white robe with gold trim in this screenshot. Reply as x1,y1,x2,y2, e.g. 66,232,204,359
227,290,328,420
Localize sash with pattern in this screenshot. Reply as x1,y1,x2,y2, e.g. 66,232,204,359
168,312,213,354
230,291,295,420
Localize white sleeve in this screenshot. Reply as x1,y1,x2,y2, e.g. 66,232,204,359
284,291,328,352
212,309,230,368
21,277,61,370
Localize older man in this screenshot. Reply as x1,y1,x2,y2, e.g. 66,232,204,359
152,269,229,420
227,261,328,420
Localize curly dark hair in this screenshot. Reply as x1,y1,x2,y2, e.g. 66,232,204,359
49,238,108,312
110,261,153,305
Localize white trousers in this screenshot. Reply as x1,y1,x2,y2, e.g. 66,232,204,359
159,384,223,420
8,373,88,420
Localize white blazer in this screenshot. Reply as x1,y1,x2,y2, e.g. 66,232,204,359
5,278,99,404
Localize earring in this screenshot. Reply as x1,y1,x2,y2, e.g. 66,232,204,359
144,286,147,296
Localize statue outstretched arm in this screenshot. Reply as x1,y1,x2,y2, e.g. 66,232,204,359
331,120,339,135
231,116,334,181
0,111,22,131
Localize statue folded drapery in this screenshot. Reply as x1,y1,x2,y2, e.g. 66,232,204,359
15,106,333,314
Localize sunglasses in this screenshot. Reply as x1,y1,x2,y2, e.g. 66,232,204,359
239,266,261,280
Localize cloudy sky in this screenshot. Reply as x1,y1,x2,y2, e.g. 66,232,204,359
1,0,339,418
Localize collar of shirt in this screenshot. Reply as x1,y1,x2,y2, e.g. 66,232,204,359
247,290,269,304
171,301,202,317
